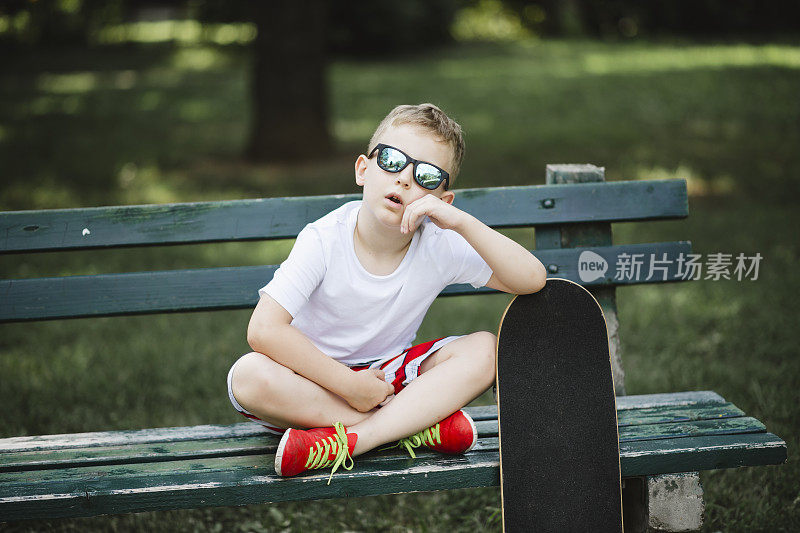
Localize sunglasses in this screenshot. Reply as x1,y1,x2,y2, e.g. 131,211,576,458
368,143,450,191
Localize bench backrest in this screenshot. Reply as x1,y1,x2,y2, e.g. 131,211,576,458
0,170,689,323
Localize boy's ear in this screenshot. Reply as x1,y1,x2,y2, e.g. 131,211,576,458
440,189,455,205
354,155,368,187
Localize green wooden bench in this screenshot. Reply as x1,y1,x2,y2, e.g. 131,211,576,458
0,164,786,530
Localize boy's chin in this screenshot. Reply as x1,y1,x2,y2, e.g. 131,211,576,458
375,204,403,220
363,201,407,232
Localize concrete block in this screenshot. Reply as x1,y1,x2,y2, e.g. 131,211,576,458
647,473,704,532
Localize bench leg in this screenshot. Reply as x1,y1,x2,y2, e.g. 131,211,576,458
623,473,705,532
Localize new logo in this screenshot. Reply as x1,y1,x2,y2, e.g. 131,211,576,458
578,250,608,283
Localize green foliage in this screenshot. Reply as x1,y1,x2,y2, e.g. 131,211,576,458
502,0,800,39
0,1,460,55
451,0,533,42
0,0,126,45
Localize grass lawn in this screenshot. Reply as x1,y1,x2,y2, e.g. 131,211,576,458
1,37,798,531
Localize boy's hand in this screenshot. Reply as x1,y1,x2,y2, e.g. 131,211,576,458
346,369,395,412
401,194,469,234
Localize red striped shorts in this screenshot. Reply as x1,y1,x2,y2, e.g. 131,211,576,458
226,335,463,435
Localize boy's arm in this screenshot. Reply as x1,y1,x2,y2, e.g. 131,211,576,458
455,213,547,294
247,294,393,412
401,195,547,294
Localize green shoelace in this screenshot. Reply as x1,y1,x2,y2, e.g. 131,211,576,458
381,423,441,459
303,422,354,485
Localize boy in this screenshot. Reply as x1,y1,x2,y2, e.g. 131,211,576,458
228,103,546,482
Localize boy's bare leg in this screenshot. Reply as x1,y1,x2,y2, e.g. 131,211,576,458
232,330,495,455
231,352,377,430
347,330,496,457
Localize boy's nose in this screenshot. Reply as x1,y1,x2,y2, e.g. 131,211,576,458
395,166,414,188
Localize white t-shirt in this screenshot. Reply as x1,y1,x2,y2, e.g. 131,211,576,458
260,200,493,365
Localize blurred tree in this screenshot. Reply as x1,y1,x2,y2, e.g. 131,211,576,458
244,0,459,162
328,0,459,58
196,0,459,162
244,1,331,162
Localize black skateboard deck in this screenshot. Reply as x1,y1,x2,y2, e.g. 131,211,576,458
495,278,622,532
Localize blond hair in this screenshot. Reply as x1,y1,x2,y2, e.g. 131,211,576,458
368,103,465,183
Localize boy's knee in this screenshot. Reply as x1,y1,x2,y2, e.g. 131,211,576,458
472,330,497,356
469,330,497,376
232,351,291,402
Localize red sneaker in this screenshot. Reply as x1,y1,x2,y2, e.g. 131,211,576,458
274,422,358,484
394,409,478,458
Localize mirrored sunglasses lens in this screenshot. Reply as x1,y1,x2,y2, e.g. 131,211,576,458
379,147,407,172
415,163,443,189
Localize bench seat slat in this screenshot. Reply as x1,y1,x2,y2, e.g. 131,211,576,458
0,431,786,486
621,416,765,441
0,392,727,453
0,396,767,473
0,181,688,253
0,433,786,521
615,390,725,409
0,415,767,473
0,241,691,322
617,402,744,426
619,432,787,476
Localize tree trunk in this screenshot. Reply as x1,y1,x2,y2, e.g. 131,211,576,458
246,1,331,162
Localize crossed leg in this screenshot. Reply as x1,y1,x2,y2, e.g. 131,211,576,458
230,330,497,457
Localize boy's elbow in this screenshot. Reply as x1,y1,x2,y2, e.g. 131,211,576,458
525,276,546,294
246,325,261,352
509,275,545,295
246,325,260,352
525,264,547,294
532,276,546,293
247,321,280,353
247,295,294,352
